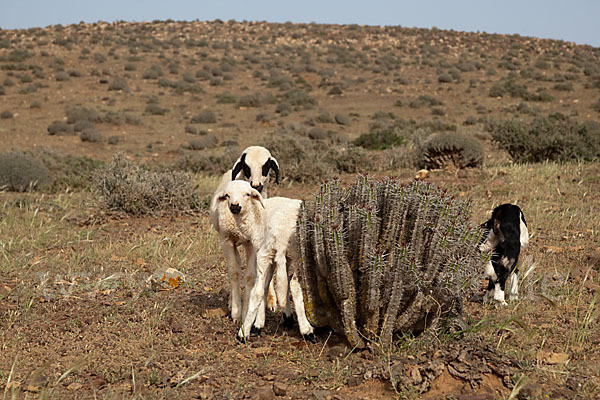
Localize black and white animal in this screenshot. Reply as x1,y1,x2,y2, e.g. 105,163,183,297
479,204,529,305
231,146,279,196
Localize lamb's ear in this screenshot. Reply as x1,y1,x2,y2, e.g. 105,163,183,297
232,153,250,180
250,189,265,209
262,157,280,184
217,191,229,202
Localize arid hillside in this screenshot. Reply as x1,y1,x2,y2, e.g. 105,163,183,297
0,20,599,399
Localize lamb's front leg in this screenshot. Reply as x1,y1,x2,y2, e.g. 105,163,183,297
243,243,269,336
221,238,242,323
238,250,272,342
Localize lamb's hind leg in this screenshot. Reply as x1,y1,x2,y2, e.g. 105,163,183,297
289,274,315,342
222,238,243,322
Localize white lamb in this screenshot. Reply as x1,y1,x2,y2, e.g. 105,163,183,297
213,180,315,343
209,146,290,333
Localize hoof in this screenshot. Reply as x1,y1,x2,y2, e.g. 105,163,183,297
302,333,317,343
282,314,295,330
250,326,262,337
236,334,246,344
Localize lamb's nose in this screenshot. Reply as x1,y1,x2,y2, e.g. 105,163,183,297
230,204,241,214
251,183,263,193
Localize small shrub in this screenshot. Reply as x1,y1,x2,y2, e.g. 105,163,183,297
185,135,219,150
328,86,343,95
409,95,443,108
281,89,317,109
144,104,168,115
418,133,484,169
55,71,70,81
353,129,407,150
216,91,237,104
334,114,350,125
66,106,101,124
190,110,217,124
237,93,263,108
315,109,333,123
438,73,453,83
308,127,327,140
0,151,51,192
47,121,74,135
108,76,128,91
184,125,198,134
1,110,13,119
73,120,95,132
80,128,102,142
95,155,198,215
107,136,119,145
275,101,292,115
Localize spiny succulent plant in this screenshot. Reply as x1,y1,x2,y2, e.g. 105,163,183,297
296,176,488,350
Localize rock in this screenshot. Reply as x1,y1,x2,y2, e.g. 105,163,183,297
273,382,288,396
67,382,83,391
201,307,227,319
326,344,349,361
253,387,276,400
311,389,332,400
148,267,185,291
415,169,429,180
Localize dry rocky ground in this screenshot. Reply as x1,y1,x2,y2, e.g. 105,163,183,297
0,20,599,399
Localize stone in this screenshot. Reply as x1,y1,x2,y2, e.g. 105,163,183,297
273,382,288,396
148,267,185,291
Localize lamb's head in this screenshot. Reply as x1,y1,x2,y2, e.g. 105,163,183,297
217,180,265,215
231,146,279,194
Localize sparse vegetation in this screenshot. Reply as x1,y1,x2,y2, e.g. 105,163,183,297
489,114,600,163
95,154,198,215
0,19,599,400
0,150,51,191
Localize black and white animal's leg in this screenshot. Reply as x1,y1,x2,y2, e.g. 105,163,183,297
508,269,519,300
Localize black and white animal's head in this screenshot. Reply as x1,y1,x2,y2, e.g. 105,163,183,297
217,180,265,216
480,204,529,253
231,146,279,195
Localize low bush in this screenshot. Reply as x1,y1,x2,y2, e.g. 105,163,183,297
185,134,219,150
95,154,198,215
48,121,74,135
80,128,103,142
0,151,51,192
489,115,600,162
190,110,217,124
417,133,484,169
354,128,407,150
